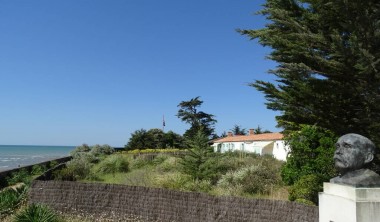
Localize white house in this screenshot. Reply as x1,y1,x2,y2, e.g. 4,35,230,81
211,129,289,161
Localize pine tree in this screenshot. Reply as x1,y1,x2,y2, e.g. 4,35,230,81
239,0,380,146
180,130,213,180
176,96,217,139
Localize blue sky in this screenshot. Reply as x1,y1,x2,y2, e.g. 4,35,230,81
0,0,279,146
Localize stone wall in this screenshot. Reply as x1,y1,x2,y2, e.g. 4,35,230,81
29,180,318,222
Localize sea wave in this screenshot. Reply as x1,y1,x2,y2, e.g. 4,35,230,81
0,145,74,171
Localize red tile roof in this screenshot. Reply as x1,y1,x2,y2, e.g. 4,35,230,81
212,132,284,143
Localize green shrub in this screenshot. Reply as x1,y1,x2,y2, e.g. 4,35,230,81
58,155,94,180
217,159,282,195
125,148,182,154
31,165,47,176
288,174,323,205
182,179,212,192
70,144,91,156
53,167,76,181
6,169,31,186
180,131,214,180
130,156,153,169
153,172,192,190
281,125,337,185
14,204,61,222
90,144,115,156
211,184,245,197
96,154,129,175
152,154,168,165
48,161,59,169
156,156,180,172
0,185,27,218
123,168,154,186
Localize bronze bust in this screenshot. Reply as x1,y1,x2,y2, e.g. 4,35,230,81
330,133,380,187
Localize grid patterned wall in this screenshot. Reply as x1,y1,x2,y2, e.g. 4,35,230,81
29,180,318,222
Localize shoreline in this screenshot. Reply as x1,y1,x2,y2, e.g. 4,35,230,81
0,156,72,178
0,155,71,173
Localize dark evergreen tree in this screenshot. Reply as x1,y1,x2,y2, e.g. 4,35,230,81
125,129,152,150
253,125,272,134
125,128,185,150
239,0,380,146
180,130,214,180
230,124,247,135
147,128,165,149
163,130,185,148
176,96,217,139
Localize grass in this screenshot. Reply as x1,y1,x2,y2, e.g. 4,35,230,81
2,150,289,221
77,152,288,201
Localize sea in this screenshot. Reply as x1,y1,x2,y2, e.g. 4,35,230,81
0,145,75,172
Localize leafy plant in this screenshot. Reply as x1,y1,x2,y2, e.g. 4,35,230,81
125,148,183,154
55,154,95,181
70,144,91,156
14,204,61,222
288,174,324,206
153,172,192,190
6,169,31,186
31,165,47,176
96,154,129,175
129,155,154,169
90,144,115,156
180,131,213,180
217,162,282,196
156,156,180,172
176,96,217,139
0,185,27,218
281,125,337,185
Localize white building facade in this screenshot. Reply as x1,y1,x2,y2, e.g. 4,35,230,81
211,130,289,161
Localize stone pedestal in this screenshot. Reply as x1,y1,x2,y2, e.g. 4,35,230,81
319,183,380,222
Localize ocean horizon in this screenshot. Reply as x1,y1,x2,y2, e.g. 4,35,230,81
0,145,75,172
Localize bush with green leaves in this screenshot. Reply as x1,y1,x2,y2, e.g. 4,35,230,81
71,144,114,159
129,155,154,169
180,131,214,180
55,153,95,181
6,169,32,186
288,174,324,206
281,125,337,185
31,165,47,176
281,125,337,205
153,172,192,190
153,172,212,192
90,144,115,156
217,157,283,196
152,154,168,165
156,156,180,172
14,204,61,222
182,179,212,192
96,154,129,175
70,144,91,156
54,143,118,181
0,185,27,218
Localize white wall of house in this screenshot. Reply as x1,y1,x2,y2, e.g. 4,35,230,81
271,141,289,161
212,140,289,161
